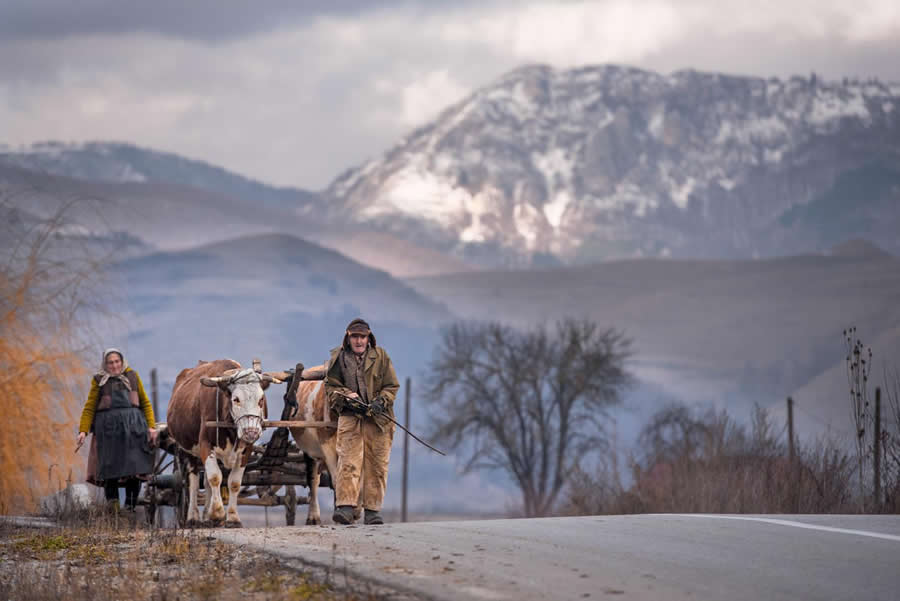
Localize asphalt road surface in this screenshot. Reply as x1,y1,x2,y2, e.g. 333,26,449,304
214,514,900,601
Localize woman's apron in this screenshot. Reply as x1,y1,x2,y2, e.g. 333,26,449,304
93,376,153,482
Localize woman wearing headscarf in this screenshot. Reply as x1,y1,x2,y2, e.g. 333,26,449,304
77,348,157,511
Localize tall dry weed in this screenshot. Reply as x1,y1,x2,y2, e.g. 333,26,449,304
1,192,106,513
563,403,858,515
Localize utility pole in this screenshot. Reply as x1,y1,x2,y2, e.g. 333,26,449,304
874,387,882,511
150,368,160,525
787,397,795,464
150,368,160,420
787,396,796,513
402,377,411,523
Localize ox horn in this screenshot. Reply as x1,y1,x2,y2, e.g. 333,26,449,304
264,370,293,382
201,376,228,388
300,364,327,381
268,364,326,382
200,368,242,388
261,372,284,384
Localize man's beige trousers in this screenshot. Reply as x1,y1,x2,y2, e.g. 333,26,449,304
335,414,394,510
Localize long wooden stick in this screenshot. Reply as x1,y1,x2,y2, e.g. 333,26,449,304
205,420,337,429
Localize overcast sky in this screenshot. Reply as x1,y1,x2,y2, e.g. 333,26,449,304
1,0,898,189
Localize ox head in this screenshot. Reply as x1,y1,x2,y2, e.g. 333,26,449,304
200,365,282,444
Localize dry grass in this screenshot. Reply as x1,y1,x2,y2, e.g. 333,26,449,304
563,404,859,515
0,517,382,601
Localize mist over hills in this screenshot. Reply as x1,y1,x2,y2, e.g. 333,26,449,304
0,161,471,278
113,232,449,378
407,245,900,437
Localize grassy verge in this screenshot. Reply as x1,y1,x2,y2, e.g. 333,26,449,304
0,515,382,601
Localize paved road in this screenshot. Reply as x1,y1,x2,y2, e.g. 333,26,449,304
214,514,900,601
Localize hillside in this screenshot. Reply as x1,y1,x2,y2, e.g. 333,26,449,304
407,246,900,432
0,141,318,210
98,232,478,512
112,232,451,377
0,162,477,277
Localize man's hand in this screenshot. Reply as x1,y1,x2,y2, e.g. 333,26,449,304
348,393,369,416
368,397,387,417
336,392,367,416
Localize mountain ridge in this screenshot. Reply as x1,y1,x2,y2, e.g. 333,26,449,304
0,140,319,211
328,63,900,265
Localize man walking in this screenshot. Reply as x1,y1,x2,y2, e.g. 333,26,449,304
326,318,400,525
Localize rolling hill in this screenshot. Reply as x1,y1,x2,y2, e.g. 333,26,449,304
407,244,900,437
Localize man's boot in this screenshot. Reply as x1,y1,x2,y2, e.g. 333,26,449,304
333,505,356,525
364,509,384,525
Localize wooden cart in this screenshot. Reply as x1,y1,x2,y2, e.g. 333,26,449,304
141,420,334,527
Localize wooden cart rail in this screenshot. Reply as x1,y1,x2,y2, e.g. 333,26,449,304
205,420,337,428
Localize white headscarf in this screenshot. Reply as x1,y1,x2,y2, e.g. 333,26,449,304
95,347,132,390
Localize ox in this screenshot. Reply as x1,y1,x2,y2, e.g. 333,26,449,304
282,364,364,525
166,359,281,527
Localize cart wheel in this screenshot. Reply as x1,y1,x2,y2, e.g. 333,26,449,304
285,486,297,526
146,498,157,527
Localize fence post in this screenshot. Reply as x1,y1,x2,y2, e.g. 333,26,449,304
402,377,411,523
787,397,795,464
874,387,882,511
787,397,796,512
150,368,159,420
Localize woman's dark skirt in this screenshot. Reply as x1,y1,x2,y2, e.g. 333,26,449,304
93,406,154,482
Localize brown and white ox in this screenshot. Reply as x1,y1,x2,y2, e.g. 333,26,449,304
283,364,364,525
166,359,282,527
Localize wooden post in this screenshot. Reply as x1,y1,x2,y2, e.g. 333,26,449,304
787,397,795,464
150,368,159,420
402,377,411,523
150,368,160,494
787,396,796,513
874,387,882,511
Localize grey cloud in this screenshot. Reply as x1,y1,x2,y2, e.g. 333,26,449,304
642,31,900,82
1,1,898,191
0,0,471,42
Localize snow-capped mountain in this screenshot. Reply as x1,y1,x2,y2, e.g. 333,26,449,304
328,65,900,265
0,141,318,211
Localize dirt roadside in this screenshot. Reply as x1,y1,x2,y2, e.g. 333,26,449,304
0,513,422,601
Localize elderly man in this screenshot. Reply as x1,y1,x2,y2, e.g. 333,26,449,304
326,318,399,525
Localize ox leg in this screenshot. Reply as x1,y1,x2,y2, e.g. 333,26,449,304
306,457,321,525
187,470,202,527
224,464,244,528
320,441,341,522
204,454,227,525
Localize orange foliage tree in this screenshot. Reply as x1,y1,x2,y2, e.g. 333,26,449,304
1,191,105,513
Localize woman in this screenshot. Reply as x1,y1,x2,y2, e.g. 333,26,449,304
77,348,157,511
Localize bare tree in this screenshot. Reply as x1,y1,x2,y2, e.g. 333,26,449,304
844,326,873,509
1,185,107,512
424,319,631,517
